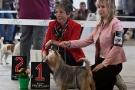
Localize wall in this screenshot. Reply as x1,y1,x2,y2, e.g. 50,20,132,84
73,0,87,9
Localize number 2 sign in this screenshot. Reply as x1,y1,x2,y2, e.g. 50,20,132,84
11,56,27,80
31,62,50,89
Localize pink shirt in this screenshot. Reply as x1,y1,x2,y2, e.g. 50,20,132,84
70,17,127,67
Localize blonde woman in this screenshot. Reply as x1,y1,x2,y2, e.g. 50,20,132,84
60,0,127,90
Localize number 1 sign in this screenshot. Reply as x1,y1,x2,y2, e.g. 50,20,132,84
11,56,27,80
31,62,50,89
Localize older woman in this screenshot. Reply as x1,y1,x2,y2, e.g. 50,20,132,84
42,0,85,66
60,0,127,90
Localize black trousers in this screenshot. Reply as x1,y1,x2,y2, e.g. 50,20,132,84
52,45,83,66
91,58,122,90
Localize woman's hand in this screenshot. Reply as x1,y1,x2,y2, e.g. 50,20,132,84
42,51,47,62
16,9,20,18
45,40,53,49
92,63,104,72
59,41,71,48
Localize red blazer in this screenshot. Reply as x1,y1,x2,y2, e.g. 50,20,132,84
42,18,85,61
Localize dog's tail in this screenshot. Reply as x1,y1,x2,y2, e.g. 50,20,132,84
0,37,4,47
79,58,96,90
79,58,91,71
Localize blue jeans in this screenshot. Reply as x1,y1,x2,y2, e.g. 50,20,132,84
0,8,15,40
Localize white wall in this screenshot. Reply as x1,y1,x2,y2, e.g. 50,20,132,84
73,0,87,9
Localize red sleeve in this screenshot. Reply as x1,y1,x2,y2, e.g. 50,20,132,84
70,23,81,40
42,22,53,51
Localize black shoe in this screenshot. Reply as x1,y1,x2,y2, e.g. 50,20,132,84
6,40,15,44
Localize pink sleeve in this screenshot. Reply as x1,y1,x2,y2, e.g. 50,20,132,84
112,20,124,33
70,30,95,48
102,46,122,67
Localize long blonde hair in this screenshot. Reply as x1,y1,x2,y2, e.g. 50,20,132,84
96,0,116,28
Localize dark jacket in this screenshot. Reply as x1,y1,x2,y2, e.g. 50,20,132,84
87,0,97,13
122,0,135,13
69,0,73,4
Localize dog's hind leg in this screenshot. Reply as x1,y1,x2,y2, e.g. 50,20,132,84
90,82,96,90
0,52,3,65
59,85,67,90
0,59,2,65
89,79,96,90
4,53,9,64
80,82,91,90
0,56,2,65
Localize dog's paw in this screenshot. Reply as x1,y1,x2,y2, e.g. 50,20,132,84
6,63,9,65
0,63,3,65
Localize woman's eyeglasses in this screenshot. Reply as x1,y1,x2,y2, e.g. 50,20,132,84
54,11,66,16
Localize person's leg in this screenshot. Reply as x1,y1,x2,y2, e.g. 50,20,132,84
58,48,83,66
64,51,83,66
32,26,47,49
12,25,18,40
51,45,83,66
132,29,135,39
123,12,130,35
20,25,33,66
4,10,15,43
0,9,6,40
131,13,135,39
91,58,122,90
115,74,127,90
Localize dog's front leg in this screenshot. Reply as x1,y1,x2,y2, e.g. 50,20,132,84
0,52,3,65
4,53,9,64
0,58,2,65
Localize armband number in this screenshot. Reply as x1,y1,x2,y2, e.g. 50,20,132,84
114,31,124,47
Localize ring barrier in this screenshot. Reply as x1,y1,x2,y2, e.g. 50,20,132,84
1,10,135,19
0,19,135,28
0,11,135,28
116,16,135,18
0,11,17,13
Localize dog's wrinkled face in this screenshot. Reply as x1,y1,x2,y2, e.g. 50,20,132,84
46,49,61,71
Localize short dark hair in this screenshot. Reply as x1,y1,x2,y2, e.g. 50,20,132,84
54,0,73,15
80,2,86,5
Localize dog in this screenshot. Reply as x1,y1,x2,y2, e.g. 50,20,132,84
124,28,133,41
0,37,20,65
13,42,20,56
45,49,95,90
